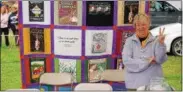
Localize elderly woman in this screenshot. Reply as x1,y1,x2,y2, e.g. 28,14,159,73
122,13,167,91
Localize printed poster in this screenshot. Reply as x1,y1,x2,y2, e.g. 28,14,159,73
124,1,139,24
30,28,45,52
29,58,46,83
85,30,113,56
22,1,51,24
86,1,113,26
92,33,107,53
88,1,111,15
59,59,77,82
88,58,107,82
29,1,44,22
58,1,78,25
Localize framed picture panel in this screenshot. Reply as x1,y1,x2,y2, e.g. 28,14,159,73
54,58,81,83
54,1,82,26
85,30,113,56
87,58,107,82
23,27,51,55
86,1,114,26
22,1,51,25
54,29,82,56
29,58,46,83
117,1,146,26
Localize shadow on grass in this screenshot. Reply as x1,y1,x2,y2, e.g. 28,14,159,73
167,53,182,57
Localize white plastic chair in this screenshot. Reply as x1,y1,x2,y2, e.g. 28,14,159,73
39,73,73,91
101,69,125,82
6,89,40,92
74,83,113,91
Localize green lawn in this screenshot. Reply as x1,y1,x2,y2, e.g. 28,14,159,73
0,34,182,91
1,35,21,91
162,55,182,91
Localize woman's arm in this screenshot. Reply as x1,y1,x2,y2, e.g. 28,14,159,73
154,28,168,64
154,41,167,64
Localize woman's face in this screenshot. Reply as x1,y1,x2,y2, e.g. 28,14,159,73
11,7,17,13
135,20,149,38
1,6,6,13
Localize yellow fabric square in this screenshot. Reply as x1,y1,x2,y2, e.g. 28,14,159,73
23,28,51,55
23,28,30,55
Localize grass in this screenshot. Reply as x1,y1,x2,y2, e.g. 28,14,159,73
1,34,21,91
0,33,182,91
162,55,182,91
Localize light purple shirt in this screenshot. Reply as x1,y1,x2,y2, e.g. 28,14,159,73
122,33,167,89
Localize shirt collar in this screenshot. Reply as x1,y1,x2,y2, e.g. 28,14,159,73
132,32,156,43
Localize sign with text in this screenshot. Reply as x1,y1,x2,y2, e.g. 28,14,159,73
54,29,82,56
